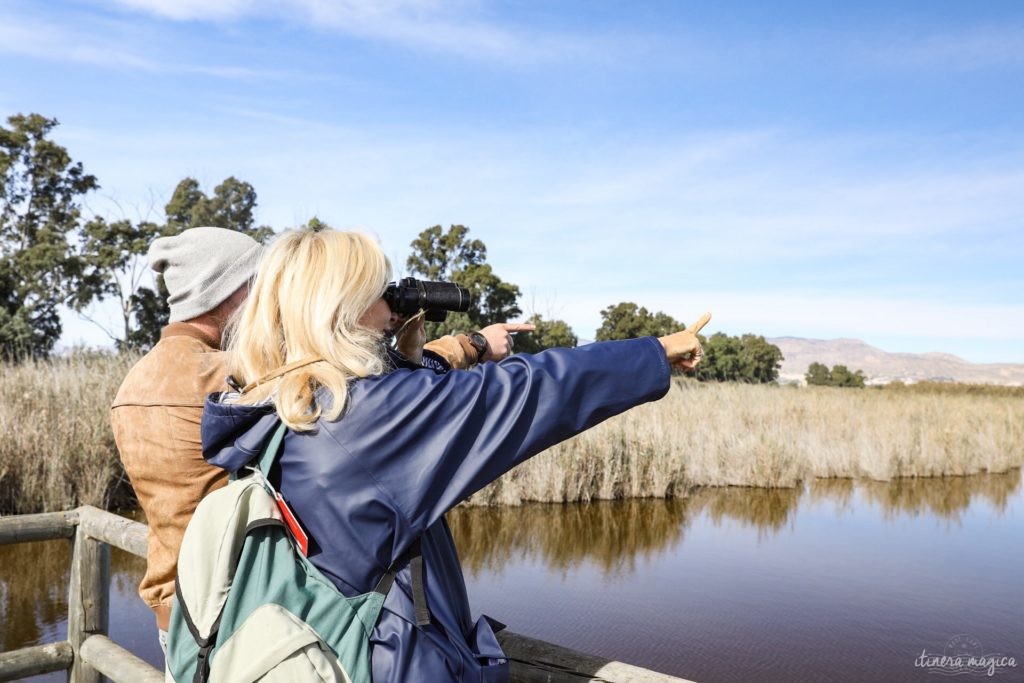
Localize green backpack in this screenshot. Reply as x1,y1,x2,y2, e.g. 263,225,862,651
166,424,411,683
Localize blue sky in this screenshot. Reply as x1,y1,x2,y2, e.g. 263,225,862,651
2,0,1022,362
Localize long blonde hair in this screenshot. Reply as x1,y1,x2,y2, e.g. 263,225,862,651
226,229,393,431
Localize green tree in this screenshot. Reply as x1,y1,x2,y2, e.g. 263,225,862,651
76,177,274,351
165,177,273,239
513,313,578,354
696,333,740,381
304,216,332,232
695,333,783,383
406,225,521,338
738,334,785,383
594,302,681,341
805,362,832,386
805,362,866,388
829,364,866,388
72,217,163,350
0,114,98,358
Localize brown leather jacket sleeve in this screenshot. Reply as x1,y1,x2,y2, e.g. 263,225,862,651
423,334,478,369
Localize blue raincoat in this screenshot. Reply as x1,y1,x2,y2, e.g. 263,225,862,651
201,337,670,682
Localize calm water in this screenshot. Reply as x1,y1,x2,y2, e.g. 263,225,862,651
2,471,1021,682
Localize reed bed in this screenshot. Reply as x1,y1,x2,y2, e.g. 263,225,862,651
466,379,1024,505
0,352,138,514
1,356,1022,514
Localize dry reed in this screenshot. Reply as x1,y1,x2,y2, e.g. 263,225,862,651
1,357,1021,514
466,379,1024,505
0,352,138,514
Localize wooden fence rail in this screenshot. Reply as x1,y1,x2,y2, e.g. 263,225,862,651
0,507,692,682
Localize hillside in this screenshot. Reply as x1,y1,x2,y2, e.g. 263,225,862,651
767,337,1024,386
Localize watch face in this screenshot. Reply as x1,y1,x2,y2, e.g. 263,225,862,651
470,333,487,353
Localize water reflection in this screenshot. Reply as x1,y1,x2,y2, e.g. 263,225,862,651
451,470,1021,577
0,525,147,653
1,470,1020,662
448,498,691,578
688,486,802,534
449,487,807,578
810,468,1021,521
0,539,70,651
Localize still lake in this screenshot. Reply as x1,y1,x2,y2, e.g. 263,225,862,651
2,471,1022,682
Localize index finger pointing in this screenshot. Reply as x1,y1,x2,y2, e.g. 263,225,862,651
502,324,537,332
688,312,712,335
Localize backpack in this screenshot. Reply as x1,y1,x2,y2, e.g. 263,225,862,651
166,423,423,682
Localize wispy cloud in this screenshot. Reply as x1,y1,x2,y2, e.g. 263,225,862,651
0,13,298,80
108,0,254,21
105,0,609,62
0,17,155,69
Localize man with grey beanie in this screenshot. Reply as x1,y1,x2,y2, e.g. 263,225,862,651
149,226,263,325
110,227,265,656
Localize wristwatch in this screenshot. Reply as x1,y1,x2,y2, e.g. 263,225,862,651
467,331,489,363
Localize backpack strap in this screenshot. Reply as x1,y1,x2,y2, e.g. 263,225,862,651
409,541,430,627
256,422,289,478
226,421,288,484
372,538,431,627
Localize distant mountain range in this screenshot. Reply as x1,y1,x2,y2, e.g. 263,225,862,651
766,337,1024,386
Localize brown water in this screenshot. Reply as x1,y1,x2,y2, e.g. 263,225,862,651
2,471,1022,682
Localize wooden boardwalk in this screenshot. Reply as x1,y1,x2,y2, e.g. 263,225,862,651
0,506,694,682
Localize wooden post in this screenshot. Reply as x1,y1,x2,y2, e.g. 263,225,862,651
67,521,110,683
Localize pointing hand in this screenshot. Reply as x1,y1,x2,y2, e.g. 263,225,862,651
659,312,711,371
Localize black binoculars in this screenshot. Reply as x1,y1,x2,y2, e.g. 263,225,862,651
383,277,471,323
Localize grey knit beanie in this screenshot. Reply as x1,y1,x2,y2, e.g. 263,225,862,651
148,227,265,323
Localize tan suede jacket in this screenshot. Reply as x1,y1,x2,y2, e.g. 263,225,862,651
111,325,474,630
110,324,232,630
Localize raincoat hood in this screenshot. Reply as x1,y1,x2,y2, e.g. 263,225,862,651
202,393,279,473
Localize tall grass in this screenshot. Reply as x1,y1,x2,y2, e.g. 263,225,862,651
1,357,1021,513
877,381,1024,397
0,352,138,514
466,378,1024,505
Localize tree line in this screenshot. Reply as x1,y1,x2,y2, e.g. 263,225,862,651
805,362,866,388
1,112,784,383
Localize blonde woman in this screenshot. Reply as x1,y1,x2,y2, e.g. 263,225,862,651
201,229,708,682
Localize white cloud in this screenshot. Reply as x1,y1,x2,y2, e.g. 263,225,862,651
108,0,254,21
103,0,606,62
0,18,156,68
0,14,297,80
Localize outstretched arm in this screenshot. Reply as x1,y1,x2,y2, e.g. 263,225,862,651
342,330,706,533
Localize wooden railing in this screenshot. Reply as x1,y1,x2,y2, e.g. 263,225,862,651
0,507,160,683
0,507,692,682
